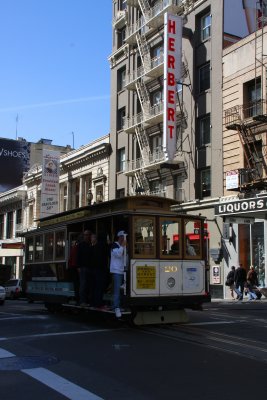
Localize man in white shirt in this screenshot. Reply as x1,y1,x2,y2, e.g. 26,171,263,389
110,230,127,318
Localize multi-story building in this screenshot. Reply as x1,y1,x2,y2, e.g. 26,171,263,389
109,0,225,297
0,135,110,279
217,15,267,294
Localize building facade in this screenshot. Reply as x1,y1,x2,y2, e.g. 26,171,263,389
218,20,267,296
0,135,110,279
109,0,225,297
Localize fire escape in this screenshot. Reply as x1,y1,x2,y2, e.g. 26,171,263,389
124,0,189,195
224,1,267,192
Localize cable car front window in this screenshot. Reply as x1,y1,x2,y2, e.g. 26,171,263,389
160,218,181,257
26,236,34,262
133,216,156,258
44,232,54,261
184,219,202,258
55,230,66,260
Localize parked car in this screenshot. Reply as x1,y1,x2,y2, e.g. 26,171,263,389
4,279,22,299
0,286,6,305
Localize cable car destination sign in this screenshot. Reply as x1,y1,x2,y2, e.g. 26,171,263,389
163,13,182,161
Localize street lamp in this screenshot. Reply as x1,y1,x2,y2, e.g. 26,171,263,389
87,189,93,205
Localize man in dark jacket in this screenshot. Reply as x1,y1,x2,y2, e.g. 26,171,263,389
77,230,92,305
234,263,247,300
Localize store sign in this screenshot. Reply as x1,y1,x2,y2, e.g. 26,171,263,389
215,197,267,216
163,12,182,161
40,150,60,219
225,216,255,224
226,170,239,190
211,266,220,284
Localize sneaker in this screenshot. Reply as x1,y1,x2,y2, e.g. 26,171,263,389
115,308,122,318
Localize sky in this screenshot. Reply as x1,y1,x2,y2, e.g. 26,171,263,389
0,0,112,149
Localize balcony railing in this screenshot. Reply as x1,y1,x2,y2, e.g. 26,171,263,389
147,0,184,28
123,112,144,133
143,100,164,125
125,65,145,89
125,17,146,44
225,100,267,129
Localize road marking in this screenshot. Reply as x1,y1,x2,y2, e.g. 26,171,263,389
0,348,16,358
187,321,238,326
22,367,104,400
0,315,49,321
0,328,122,341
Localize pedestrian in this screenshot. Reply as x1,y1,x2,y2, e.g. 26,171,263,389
234,263,247,300
110,230,127,318
68,234,82,304
77,230,92,306
186,238,196,256
246,265,258,301
226,266,235,299
90,233,110,308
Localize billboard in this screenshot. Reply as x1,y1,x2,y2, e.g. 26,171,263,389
163,13,183,161
40,150,60,219
0,138,30,192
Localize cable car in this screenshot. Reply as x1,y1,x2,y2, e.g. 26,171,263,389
23,196,210,324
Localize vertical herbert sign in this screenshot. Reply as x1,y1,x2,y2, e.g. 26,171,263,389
40,150,60,218
163,13,182,161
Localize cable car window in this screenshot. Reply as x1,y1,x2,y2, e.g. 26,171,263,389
133,216,156,258
26,236,34,262
55,230,66,260
160,217,181,257
184,219,202,258
35,235,43,261
44,232,54,261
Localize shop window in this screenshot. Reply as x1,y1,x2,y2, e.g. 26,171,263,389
201,168,211,198
117,67,126,91
184,219,202,258
198,62,210,93
117,148,126,172
160,217,181,257
133,216,156,258
116,188,125,199
200,13,211,41
119,0,127,11
199,114,210,146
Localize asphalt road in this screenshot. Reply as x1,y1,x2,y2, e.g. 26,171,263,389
0,298,267,400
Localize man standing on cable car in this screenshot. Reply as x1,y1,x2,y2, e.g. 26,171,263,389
110,231,127,318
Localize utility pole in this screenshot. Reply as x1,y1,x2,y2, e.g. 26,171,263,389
71,131,75,149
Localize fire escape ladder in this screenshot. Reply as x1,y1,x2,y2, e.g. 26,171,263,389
135,169,150,193
135,126,150,164
136,32,151,72
138,0,150,22
237,124,264,180
135,79,150,116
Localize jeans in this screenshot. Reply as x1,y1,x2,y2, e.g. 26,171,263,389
234,282,244,299
113,273,124,309
248,289,257,300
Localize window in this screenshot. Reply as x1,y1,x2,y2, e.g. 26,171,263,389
26,237,34,262
117,107,126,131
133,216,156,258
199,114,210,145
201,13,211,41
117,148,126,172
151,90,163,106
0,215,4,240
244,79,261,117
63,184,68,211
151,45,163,68
201,168,211,198
35,235,43,261
44,232,54,261
55,231,65,260
6,211,13,239
199,63,210,93
184,219,202,258
116,188,125,198
117,67,126,91
117,27,126,48
160,217,181,257
119,0,127,11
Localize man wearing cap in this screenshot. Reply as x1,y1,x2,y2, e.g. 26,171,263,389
110,230,127,318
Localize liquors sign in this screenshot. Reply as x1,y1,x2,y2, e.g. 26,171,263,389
215,197,267,216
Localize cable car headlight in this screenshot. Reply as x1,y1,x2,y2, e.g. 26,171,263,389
167,277,175,288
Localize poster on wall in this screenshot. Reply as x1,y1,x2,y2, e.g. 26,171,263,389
40,150,60,219
0,138,30,192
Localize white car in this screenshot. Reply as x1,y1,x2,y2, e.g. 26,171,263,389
4,279,22,299
0,286,6,305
